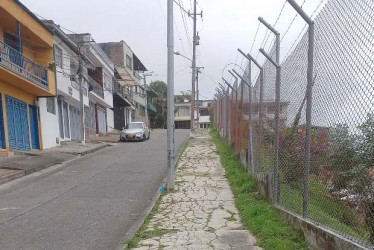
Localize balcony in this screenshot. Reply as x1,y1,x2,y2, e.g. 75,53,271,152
88,75,104,98
147,102,157,113
0,40,48,89
113,81,133,107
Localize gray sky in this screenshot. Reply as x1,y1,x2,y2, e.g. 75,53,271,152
21,0,327,99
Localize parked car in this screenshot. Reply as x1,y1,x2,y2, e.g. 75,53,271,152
120,122,150,142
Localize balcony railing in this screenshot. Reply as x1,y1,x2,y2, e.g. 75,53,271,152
147,102,157,113
114,81,133,102
88,75,104,98
0,40,48,89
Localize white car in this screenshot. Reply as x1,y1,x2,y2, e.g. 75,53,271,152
120,122,150,142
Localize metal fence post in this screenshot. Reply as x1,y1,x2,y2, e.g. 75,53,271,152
286,0,315,218
258,17,281,204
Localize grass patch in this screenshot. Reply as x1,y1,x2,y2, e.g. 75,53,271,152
280,179,370,242
210,128,307,250
125,190,166,249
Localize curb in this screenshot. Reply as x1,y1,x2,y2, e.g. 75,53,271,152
118,135,191,249
116,177,167,250
0,170,25,185
0,143,111,185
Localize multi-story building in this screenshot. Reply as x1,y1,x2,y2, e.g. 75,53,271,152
68,34,114,137
0,1,56,154
197,100,213,129
38,21,90,148
99,41,149,127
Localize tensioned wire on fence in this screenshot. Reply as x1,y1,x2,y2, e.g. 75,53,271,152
212,0,374,247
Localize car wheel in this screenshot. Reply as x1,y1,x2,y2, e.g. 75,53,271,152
148,132,150,140
141,134,146,142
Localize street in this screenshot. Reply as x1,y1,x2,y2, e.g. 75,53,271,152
0,129,189,250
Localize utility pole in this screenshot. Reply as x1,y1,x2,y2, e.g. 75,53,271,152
77,49,86,146
195,66,204,129
167,0,175,191
143,72,153,127
189,0,202,132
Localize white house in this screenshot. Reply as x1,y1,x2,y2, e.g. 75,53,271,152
68,34,115,137
39,21,90,148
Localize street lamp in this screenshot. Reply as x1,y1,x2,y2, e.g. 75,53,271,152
174,51,192,62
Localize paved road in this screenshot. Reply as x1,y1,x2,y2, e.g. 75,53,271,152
0,129,189,250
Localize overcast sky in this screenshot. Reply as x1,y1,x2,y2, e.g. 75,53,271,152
22,0,327,99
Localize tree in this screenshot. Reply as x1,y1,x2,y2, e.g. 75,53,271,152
150,81,167,128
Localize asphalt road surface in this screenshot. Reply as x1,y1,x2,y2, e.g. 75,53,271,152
0,129,190,250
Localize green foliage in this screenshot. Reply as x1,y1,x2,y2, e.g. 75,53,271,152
279,127,329,185
149,80,167,128
155,113,165,129
329,114,374,242
210,128,307,250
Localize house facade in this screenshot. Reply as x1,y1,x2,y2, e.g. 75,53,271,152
68,34,114,137
0,0,56,154
38,21,90,149
99,41,149,127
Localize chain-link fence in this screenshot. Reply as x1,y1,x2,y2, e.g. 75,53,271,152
212,0,374,247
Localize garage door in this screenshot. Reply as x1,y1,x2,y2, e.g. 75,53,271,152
69,105,81,141
97,105,107,135
5,95,30,151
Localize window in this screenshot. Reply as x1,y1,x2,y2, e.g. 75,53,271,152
46,97,56,114
54,45,63,69
139,106,145,116
104,73,112,91
4,32,20,52
126,55,133,70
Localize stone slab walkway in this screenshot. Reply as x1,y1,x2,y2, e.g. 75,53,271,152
133,129,260,250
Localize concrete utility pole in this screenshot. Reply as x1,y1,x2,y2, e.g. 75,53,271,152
189,0,202,132
258,17,281,204
143,72,153,127
286,0,315,219
195,66,204,128
77,49,86,146
167,0,175,191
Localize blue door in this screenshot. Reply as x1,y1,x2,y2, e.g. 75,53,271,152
0,94,5,149
29,104,40,149
5,95,30,151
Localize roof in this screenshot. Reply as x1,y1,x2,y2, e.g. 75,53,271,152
14,0,52,34
115,67,138,86
133,53,147,71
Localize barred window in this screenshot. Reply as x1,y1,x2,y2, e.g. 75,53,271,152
126,55,132,70
46,97,56,114
54,46,63,69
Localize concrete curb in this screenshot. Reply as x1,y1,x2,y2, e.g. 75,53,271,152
0,143,111,185
117,135,191,249
0,170,25,185
116,177,167,250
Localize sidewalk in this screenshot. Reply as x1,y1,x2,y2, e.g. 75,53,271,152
0,141,110,185
133,129,260,249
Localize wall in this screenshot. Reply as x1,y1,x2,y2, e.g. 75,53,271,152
106,108,114,132
38,97,59,149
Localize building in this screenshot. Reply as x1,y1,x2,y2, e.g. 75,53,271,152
197,100,213,129
0,0,56,154
146,85,157,128
68,34,114,137
99,41,149,126
38,21,90,149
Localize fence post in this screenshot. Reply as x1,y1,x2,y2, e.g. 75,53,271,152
286,0,315,218
258,16,281,204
